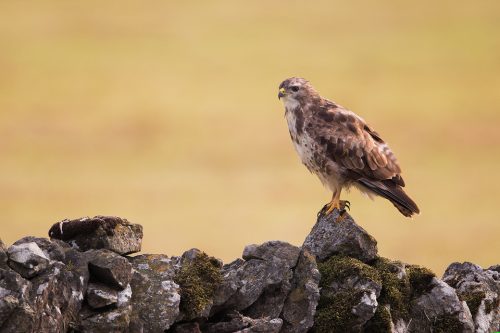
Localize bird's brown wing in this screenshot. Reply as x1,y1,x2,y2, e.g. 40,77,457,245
310,106,402,183
308,104,419,216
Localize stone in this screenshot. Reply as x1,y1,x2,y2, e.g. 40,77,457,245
1,246,89,333
212,258,246,310
171,322,202,333
128,254,181,332
48,215,143,255
87,249,133,290
213,241,300,317
86,282,118,309
0,239,7,267
312,255,382,332
7,242,50,279
0,295,18,328
205,313,283,333
443,262,500,333
243,241,301,318
409,278,475,332
280,250,320,333
175,249,223,320
302,210,378,263
78,305,132,333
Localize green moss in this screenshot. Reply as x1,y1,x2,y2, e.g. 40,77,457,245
406,265,436,297
174,252,222,319
364,305,392,333
372,258,411,320
459,290,485,317
318,256,381,287
312,256,381,333
312,289,364,333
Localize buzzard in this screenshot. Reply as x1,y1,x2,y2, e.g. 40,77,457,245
278,77,419,218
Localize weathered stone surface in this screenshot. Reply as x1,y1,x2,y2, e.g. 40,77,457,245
87,249,132,290
303,210,378,263
243,241,301,318
1,246,89,333
129,254,181,332
171,322,202,333
443,262,500,333
205,313,283,333
280,250,320,333
78,305,132,333
49,215,143,255
0,239,7,267
86,282,118,309
1,213,498,333
409,278,475,332
7,242,50,278
213,241,300,317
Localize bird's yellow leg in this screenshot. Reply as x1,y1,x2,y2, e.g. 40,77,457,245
324,190,341,215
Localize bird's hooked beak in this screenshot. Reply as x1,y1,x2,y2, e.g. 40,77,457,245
278,87,286,100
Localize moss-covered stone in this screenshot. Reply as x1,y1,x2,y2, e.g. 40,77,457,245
372,257,411,320
431,313,464,333
406,264,436,297
312,289,364,333
363,304,392,333
318,255,381,287
312,256,381,333
174,252,222,319
458,290,485,317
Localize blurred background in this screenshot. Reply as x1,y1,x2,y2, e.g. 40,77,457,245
1,1,499,275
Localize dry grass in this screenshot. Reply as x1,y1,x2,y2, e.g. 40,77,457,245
1,1,499,275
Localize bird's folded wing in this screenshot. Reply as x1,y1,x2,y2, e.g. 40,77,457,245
310,107,405,186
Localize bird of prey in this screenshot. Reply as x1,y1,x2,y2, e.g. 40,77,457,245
278,77,419,218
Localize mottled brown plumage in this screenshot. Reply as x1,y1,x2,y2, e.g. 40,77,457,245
278,77,419,217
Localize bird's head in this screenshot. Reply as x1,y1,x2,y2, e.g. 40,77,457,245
278,77,318,107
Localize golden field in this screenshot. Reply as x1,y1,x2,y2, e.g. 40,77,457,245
1,1,499,275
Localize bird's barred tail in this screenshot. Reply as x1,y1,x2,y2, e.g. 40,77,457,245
358,179,420,218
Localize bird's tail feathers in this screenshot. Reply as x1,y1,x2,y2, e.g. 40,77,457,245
358,179,420,218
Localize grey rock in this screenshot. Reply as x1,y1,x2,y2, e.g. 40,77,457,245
1,244,89,333
205,313,283,333
0,239,7,267
488,264,500,273
443,262,500,333
87,249,133,290
78,305,132,333
212,259,246,310
302,210,378,263
49,215,143,255
171,322,202,333
243,242,301,318
0,266,36,332
280,250,320,333
86,282,118,309
128,254,181,332
7,242,50,279
409,278,475,333
11,236,69,262
0,295,18,328
215,241,300,316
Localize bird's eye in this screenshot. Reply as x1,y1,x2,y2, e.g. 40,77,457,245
290,86,299,92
